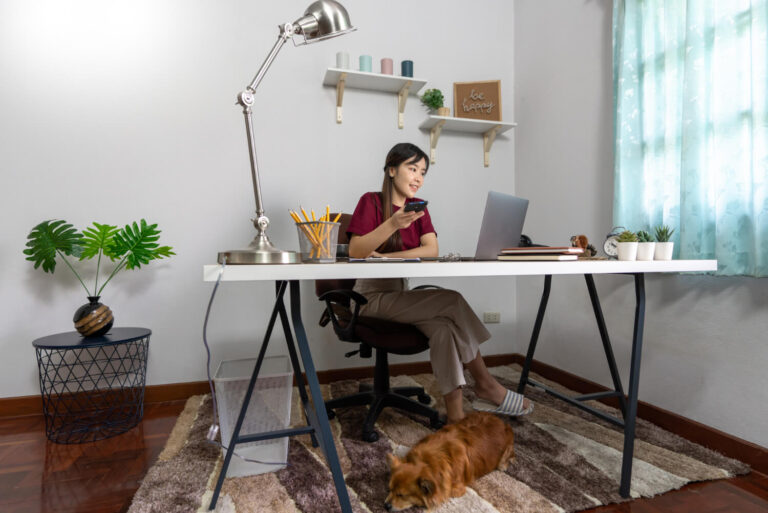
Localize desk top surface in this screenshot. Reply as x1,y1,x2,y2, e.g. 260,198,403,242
203,259,717,282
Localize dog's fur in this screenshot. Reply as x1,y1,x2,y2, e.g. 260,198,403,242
385,412,515,511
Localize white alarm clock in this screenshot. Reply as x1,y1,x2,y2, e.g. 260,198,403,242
603,227,625,258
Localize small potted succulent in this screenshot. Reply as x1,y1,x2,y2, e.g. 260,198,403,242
616,230,639,261
24,219,175,337
654,225,675,260
420,88,450,116
635,230,655,261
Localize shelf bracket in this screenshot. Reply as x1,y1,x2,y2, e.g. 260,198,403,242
483,125,501,167
397,81,412,129
428,119,446,164
336,72,347,124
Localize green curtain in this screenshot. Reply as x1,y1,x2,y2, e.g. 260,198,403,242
613,0,768,276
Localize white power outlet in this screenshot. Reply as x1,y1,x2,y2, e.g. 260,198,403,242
483,311,501,323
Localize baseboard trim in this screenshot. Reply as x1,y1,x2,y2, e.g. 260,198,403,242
0,355,517,418
0,381,215,418
3,353,764,474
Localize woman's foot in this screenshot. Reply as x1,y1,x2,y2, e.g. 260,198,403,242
474,380,532,413
472,389,533,417
465,352,532,413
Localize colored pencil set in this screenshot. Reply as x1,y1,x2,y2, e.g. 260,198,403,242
289,206,342,260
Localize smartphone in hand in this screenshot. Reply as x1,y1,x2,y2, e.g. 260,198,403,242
403,200,428,212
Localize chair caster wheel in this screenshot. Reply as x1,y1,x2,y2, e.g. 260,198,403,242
362,430,379,443
430,416,445,430
326,409,336,420
417,393,432,404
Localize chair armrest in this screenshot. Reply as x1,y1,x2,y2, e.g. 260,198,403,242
412,284,445,290
318,289,368,342
319,289,368,306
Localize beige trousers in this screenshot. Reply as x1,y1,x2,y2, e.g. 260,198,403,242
355,279,491,395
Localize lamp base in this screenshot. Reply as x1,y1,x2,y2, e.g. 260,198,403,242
218,248,299,264
218,234,300,264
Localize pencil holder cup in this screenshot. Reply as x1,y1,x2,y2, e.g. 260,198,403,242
296,222,340,263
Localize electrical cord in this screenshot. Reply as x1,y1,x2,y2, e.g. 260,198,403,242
202,256,288,467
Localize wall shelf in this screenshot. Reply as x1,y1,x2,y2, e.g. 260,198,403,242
323,68,427,128
418,115,517,167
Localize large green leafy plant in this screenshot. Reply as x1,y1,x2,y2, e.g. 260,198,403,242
24,219,175,297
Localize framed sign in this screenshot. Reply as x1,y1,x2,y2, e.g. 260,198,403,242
453,80,502,121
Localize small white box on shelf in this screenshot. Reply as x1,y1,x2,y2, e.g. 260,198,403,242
214,355,292,477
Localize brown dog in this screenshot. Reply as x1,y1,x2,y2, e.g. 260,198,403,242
385,412,515,511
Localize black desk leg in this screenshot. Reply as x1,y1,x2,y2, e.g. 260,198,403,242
209,280,288,510
517,274,552,394
288,280,353,513
275,281,319,448
620,273,646,498
584,274,628,419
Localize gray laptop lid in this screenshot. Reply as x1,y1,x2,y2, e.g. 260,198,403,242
474,191,529,260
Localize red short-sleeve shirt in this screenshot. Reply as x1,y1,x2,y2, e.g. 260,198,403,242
347,192,436,250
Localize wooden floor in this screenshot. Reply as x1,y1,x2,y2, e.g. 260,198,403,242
1,401,766,513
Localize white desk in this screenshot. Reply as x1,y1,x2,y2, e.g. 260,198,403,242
204,259,715,282
203,259,716,511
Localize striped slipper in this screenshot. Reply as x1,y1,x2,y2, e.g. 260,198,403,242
472,390,534,417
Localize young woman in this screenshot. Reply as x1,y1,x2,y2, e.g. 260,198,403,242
347,142,532,423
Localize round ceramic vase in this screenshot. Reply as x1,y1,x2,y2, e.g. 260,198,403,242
73,296,114,337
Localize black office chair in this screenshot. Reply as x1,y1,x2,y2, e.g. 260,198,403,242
316,213,444,442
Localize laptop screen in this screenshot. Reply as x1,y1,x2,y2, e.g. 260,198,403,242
473,191,529,260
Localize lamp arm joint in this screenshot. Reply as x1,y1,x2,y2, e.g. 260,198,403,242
253,216,270,233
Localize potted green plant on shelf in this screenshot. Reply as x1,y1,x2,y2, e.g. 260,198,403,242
24,219,175,337
616,230,639,261
654,225,675,260
420,88,450,116
636,229,655,261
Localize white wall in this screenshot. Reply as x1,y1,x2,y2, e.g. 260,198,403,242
0,1,517,399
6,0,762,452
514,0,768,448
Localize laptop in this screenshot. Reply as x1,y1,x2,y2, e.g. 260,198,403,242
472,191,529,260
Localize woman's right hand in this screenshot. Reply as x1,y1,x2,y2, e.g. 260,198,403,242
389,208,424,230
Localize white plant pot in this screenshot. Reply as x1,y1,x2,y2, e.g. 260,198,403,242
636,242,655,261
617,242,638,261
654,241,674,260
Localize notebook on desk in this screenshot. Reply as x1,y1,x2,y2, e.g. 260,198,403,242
472,191,529,260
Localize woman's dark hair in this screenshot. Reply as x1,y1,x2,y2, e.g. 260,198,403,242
378,143,429,253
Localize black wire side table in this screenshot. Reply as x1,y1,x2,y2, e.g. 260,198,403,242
33,327,151,444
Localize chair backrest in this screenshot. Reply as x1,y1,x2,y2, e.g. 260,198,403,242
315,213,355,301
315,212,430,355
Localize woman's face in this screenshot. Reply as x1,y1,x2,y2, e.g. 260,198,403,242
389,157,427,204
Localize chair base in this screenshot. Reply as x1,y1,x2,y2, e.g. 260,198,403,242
325,386,444,442
324,349,444,442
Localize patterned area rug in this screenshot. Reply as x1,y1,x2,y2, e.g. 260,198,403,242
128,364,749,513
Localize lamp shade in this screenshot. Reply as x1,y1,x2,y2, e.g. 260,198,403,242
294,0,356,44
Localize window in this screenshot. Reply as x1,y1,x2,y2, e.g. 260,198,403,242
613,0,767,276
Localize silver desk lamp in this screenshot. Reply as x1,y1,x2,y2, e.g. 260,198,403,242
219,1,355,265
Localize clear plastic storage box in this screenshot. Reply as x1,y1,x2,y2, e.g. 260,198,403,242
214,355,293,477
